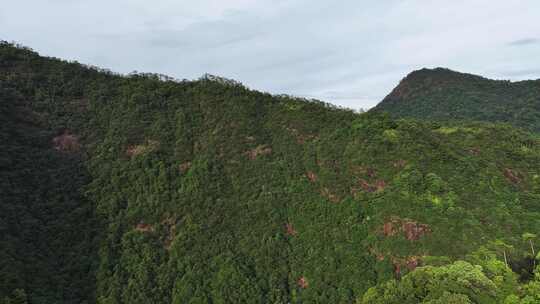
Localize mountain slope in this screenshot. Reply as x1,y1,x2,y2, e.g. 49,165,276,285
373,68,540,133
1,43,540,303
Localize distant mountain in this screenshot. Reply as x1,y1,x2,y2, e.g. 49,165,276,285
1,43,540,304
373,68,540,133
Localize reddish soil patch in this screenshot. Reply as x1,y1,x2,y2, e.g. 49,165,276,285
179,161,192,174
393,256,422,278
285,223,297,236
503,168,522,184
393,261,402,278
161,216,177,250
383,222,397,237
135,222,154,233
321,187,340,203
469,148,481,156
390,81,413,100
406,256,420,271
245,144,272,160
352,166,377,178
306,171,318,183
52,132,80,152
357,179,386,193
402,221,430,241
298,276,308,289
359,179,374,192
286,127,317,144
382,217,430,241
375,180,386,192
366,168,377,178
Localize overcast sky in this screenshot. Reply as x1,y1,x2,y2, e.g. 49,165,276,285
2,1,540,109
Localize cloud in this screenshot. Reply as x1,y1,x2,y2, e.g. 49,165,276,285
507,38,540,46
503,68,540,78
2,0,540,109
146,23,262,50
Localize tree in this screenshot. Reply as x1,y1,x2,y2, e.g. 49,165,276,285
522,233,537,268
360,261,504,304
2,289,27,304
491,240,514,268
504,258,540,304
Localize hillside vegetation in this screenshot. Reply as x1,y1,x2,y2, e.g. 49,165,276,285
1,42,540,303
374,68,540,133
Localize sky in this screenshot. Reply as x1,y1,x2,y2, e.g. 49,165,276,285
2,0,540,109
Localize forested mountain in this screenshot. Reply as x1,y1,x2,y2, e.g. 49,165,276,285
1,42,540,303
373,68,540,133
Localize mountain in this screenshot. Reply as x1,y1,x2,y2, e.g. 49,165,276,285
1,42,540,303
373,68,540,133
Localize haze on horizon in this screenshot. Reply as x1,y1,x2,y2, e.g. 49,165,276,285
2,0,540,109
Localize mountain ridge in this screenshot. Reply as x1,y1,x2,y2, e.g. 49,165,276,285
373,67,540,133
1,41,540,304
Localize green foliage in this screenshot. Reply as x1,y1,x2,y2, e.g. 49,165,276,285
375,67,540,134
2,289,28,304
360,261,506,304
504,262,540,304
2,42,540,303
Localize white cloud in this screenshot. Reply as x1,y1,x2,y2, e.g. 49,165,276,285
2,0,540,109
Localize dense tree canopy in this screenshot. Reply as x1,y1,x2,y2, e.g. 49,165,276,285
374,68,540,133
1,42,540,303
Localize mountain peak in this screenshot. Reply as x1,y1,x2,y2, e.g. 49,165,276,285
405,67,489,83
3,42,540,304
373,67,540,132
377,67,466,105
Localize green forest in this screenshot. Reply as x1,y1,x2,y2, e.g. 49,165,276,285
374,68,540,134
1,42,540,303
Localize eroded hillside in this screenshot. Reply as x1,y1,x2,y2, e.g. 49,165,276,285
1,43,540,303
